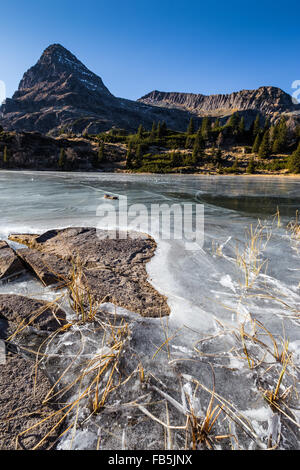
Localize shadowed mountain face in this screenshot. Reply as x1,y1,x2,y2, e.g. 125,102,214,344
138,87,299,116
0,44,196,135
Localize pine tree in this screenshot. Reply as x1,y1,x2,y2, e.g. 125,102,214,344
58,148,65,169
156,122,162,139
150,122,156,139
189,128,203,156
213,118,220,130
201,117,210,140
126,142,133,169
187,117,195,135
258,130,270,159
137,124,144,139
3,146,8,166
97,142,104,165
135,144,143,168
185,135,193,149
170,151,176,167
272,118,287,154
232,158,238,172
272,138,281,155
161,121,167,136
246,158,256,174
238,116,245,136
288,142,300,173
195,129,205,149
226,112,239,130
253,113,261,137
263,117,270,132
252,134,261,154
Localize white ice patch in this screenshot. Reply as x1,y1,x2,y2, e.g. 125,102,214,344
220,274,236,292
57,429,98,450
171,345,193,355
182,382,201,417
243,406,272,422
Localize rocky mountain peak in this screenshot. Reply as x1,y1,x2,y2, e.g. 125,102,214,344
17,44,112,95
39,43,80,64
1,44,194,135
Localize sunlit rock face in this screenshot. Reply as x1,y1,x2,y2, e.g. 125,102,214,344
138,86,298,115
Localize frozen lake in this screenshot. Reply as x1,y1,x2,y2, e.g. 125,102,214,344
0,171,299,450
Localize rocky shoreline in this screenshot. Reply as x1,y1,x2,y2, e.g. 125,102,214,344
0,227,169,450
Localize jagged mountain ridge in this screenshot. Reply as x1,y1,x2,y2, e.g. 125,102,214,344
0,44,197,134
1,44,299,135
138,87,299,116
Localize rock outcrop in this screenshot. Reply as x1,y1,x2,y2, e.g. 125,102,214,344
0,294,67,333
0,44,197,135
0,241,25,281
16,248,71,287
0,353,63,450
9,227,170,318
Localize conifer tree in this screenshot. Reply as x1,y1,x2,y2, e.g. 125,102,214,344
272,138,281,155
187,117,195,135
161,121,167,136
3,146,8,166
253,113,261,136
232,158,238,172
213,118,220,129
271,118,287,154
238,116,245,136
258,130,270,159
150,122,156,139
185,135,193,149
252,134,261,154
226,112,239,130
135,144,143,168
156,121,162,138
263,117,270,132
58,148,65,169
171,151,181,167
126,142,133,169
246,158,256,174
97,142,104,164
137,124,144,140
201,117,210,140
288,142,300,173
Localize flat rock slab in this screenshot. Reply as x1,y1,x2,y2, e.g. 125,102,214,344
0,241,25,281
16,248,71,287
0,353,62,450
9,227,170,318
0,294,67,333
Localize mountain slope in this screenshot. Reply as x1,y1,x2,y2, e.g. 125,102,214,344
1,44,299,136
0,44,196,134
138,87,298,116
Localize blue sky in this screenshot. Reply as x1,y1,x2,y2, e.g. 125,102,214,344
1,0,300,100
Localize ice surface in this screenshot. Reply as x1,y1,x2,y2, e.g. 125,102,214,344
0,172,299,449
